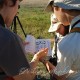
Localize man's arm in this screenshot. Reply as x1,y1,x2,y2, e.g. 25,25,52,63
13,57,38,80
13,48,48,80
41,60,67,80
13,64,36,80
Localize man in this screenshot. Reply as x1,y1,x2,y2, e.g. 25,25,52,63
0,0,48,80
41,0,80,80
48,13,69,66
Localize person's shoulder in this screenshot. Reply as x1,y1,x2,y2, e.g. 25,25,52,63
0,26,17,43
58,33,78,55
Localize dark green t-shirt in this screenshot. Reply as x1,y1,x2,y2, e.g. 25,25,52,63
0,25,30,77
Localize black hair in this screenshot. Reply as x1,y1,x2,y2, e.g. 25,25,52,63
0,0,4,8
0,0,17,8
12,0,17,6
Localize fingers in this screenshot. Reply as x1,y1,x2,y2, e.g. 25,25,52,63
37,48,48,57
35,48,48,61
46,62,51,73
32,48,48,63
46,62,55,73
38,48,48,54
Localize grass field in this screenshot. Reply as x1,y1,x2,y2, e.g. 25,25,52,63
17,5,54,39
21,0,49,7
14,4,54,79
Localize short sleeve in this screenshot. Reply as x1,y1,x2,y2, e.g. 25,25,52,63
0,33,30,76
54,46,73,76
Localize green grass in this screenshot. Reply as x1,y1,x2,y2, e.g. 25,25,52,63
15,5,54,40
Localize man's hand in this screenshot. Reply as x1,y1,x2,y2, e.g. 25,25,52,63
33,48,48,61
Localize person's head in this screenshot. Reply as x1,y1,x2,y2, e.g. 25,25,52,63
0,0,21,27
46,0,80,26
48,14,69,36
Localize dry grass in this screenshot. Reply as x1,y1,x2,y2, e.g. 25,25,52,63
21,0,49,7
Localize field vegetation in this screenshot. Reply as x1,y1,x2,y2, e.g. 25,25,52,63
17,5,54,39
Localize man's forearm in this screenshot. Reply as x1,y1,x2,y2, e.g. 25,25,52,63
41,60,55,73
30,54,39,69
13,55,39,80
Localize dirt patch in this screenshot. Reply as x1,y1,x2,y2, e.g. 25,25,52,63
21,0,49,7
